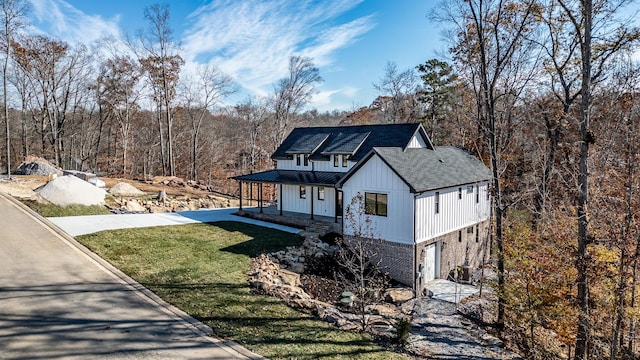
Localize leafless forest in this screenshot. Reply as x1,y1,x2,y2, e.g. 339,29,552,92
2,0,640,359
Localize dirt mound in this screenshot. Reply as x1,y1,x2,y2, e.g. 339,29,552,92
36,175,106,206
15,157,62,176
109,182,145,196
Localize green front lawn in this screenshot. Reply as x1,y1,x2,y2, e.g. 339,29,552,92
77,221,406,359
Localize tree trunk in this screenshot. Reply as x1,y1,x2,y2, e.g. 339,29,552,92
3,35,9,176
575,1,592,358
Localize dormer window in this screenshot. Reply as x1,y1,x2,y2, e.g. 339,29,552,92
333,155,339,167
304,154,309,166
341,154,348,167
296,154,301,166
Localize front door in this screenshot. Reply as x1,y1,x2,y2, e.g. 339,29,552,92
423,243,437,283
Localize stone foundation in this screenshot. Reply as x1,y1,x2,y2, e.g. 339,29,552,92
415,220,490,293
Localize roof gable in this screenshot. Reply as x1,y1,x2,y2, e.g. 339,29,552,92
339,146,491,193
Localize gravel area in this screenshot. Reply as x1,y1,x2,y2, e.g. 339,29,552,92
406,297,522,359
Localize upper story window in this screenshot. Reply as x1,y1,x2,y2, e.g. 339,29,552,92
435,191,440,214
318,187,325,201
365,192,387,217
341,154,348,167
296,154,308,167
476,185,480,203
458,187,462,200
467,185,474,194
333,155,339,167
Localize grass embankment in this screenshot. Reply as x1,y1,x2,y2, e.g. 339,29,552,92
23,200,111,217
77,221,406,359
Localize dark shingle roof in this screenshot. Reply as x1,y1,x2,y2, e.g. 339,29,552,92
232,170,344,187
341,147,491,193
272,123,431,161
321,131,370,155
285,133,330,154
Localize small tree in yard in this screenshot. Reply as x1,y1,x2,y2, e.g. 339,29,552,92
337,192,389,331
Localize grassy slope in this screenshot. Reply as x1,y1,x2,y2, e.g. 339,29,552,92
77,221,406,360
23,201,111,217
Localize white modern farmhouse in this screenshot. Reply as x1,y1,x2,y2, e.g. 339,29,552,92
233,123,491,293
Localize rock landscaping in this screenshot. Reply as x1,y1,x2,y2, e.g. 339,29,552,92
248,229,524,359
15,157,62,176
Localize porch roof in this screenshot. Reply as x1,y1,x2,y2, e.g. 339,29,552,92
232,170,344,187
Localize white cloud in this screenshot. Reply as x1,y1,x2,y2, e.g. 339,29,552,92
29,0,122,45
182,0,374,99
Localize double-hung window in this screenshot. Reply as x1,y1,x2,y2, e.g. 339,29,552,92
299,186,306,199
318,187,325,201
341,154,348,167
364,192,387,216
333,155,339,167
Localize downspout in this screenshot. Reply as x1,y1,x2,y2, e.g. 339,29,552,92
239,181,243,211
413,193,418,295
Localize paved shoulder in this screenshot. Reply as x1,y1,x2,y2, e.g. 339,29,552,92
0,193,261,359
49,207,301,236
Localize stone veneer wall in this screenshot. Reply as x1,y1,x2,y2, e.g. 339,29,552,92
343,235,415,287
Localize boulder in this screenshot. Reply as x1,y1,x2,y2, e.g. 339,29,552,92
366,304,402,317
384,288,415,304
278,269,301,287
109,182,144,196
125,199,147,212
288,262,305,274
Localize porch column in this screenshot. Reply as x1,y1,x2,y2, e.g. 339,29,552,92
279,183,283,216
239,181,243,211
259,183,263,213
334,188,338,223
310,186,314,220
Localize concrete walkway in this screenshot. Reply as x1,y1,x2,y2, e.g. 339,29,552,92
0,192,262,359
49,207,301,236
425,279,481,303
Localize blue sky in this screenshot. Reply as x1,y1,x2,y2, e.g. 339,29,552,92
28,0,445,111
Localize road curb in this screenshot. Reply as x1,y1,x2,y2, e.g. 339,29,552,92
0,192,265,360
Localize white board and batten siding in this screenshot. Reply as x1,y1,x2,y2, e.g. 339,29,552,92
341,155,414,245
414,183,491,244
277,156,353,172
407,134,428,149
275,158,312,171
279,184,336,217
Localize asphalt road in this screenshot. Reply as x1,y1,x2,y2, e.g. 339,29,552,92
0,192,261,360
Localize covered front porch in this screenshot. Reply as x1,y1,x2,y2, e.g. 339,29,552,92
238,205,342,234
232,169,345,224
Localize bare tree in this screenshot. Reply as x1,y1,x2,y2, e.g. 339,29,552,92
178,63,235,180
373,61,419,123
0,0,29,175
138,3,183,176
271,55,322,153
436,0,541,330
96,55,143,175
234,97,270,174
338,192,388,331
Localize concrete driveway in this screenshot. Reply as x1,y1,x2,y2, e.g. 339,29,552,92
49,207,300,236
0,192,262,359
